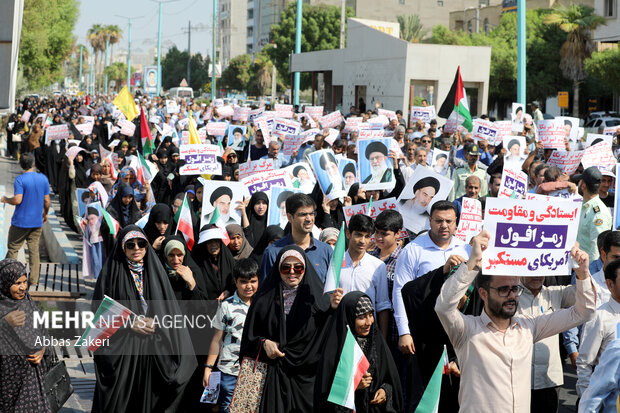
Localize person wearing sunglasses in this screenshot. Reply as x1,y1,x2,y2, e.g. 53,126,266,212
240,245,339,412
92,225,196,413
435,230,597,413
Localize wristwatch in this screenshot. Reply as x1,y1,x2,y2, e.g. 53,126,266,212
204,363,215,369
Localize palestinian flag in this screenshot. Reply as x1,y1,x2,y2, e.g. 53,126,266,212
415,345,449,413
438,66,472,132
101,209,120,236
76,295,134,352
140,107,155,156
188,110,201,145
327,326,370,410
175,194,195,250
323,222,346,294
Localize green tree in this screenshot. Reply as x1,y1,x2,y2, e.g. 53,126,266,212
397,15,428,43
160,46,211,91
268,3,355,89
87,24,105,91
220,54,252,91
586,48,620,94
19,0,79,89
104,62,135,90
545,5,605,116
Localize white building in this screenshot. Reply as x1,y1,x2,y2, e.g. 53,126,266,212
289,18,491,121
220,0,248,67
593,0,620,42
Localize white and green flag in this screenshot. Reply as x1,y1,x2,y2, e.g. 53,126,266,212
323,222,346,294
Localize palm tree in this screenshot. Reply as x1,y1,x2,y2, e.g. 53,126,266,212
105,25,123,64
545,5,605,117
397,15,428,43
87,24,105,91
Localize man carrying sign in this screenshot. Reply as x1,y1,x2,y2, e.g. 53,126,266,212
576,167,612,262
435,230,596,412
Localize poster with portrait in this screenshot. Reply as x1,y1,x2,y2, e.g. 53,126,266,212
339,158,357,192
511,102,524,133
308,149,346,201
431,149,450,176
76,188,92,217
144,66,158,94
556,116,580,145
356,138,395,191
396,167,454,234
284,162,316,194
226,125,247,151
200,181,248,229
503,135,527,167
585,133,613,148
267,186,304,228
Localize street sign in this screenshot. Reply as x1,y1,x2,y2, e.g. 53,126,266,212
558,91,569,109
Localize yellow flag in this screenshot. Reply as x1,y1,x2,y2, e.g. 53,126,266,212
188,111,201,145
113,86,139,121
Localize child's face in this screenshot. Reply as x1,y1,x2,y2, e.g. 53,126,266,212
235,276,259,300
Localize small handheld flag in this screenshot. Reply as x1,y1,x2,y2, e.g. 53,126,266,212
323,222,346,294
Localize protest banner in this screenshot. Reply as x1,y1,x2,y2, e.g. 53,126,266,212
213,99,224,107
585,133,612,148
343,117,363,133
581,141,616,169
65,146,86,162
537,119,566,149
298,128,320,144
472,119,500,145
233,106,250,122
547,150,584,175
238,159,275,180
248,107,264,123
495,120,512,144
179,144,221,175
409,105,436,123
166,100,179,114
297,113,317,128
82,115,95,124
556,116,580,143
482,198,581,276
240,169,292,195
455,197,483,243
217,105,234,119
319,111,344,129
357,138,395,192
267,186,304,228
273,118,301,137
525,193,580,203
325,128,340,145
282,134,305,156
200,181,247,228
46,124,71,142
358,129,384,140
119,119,136,136
343,197,409,240
377,108,397,122
21,110,31,123
206,122,227,137
254,117,271,143
368,115,389,129
177,118,190,129
498,167,528,199
304,106,323,119
274,104,294,118
76,123,94,136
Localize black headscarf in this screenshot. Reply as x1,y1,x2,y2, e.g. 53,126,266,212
73,152,89,188
190,226,236,300
245,191,269,247
91,225,196,413
106,184,141,228
314,292,403,413
143,203,173,245
240,245,332,412
249,225,285,266
159,235,208,302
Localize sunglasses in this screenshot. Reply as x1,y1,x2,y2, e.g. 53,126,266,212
125,239,148,250
280,263,305,274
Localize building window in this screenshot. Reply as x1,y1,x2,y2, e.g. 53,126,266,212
248,9,253,19
484,18,489,34
605,0,615,17
437,0,443,6
399,0,405,4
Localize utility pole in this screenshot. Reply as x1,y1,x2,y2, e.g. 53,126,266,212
115,15,143,91
187,20,191,84
89,45,94,95
339,0,345,49
517,0,525,104
79,45,83,92
293,0,302,105
212,0,218,101
104,38,109,94
151,0,180,96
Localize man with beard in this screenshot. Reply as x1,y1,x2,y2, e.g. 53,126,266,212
317,152,344,196
435,230,596,412
362,141,392,184
207,186,237,225
341,161,357,190
398,175,440,233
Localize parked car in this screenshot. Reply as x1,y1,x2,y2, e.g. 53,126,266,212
584,116,620,134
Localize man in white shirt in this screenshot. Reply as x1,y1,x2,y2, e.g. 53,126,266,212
576,258,620,406
338,214,391,337
393,200,471,355
590,230,620,305
436,230,596,412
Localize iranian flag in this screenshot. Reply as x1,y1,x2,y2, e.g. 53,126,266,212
136,152,155,185
140,107,155,156
323,222,346,294
327,326,370,410
415,345,449,413
438,66,472,133
208,206,230,245
76,295,134,352
101,209,120,236
174,194,195,250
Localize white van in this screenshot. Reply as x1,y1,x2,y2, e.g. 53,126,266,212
168,87,194,100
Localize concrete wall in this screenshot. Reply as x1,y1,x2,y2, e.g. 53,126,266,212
0,0,23,113
593,0,620,42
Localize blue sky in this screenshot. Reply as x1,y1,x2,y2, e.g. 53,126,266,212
74,0,214,57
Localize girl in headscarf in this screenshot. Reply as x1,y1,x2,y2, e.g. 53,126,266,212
191,225,236,300
143,203,173,251
314,292,403,413
192,179,204,218
242,191,268,247
71,151,89,189
91,226,196,413
249,225,284,267
105,184,142,230
239,245,336,412
225,223,253,260
151,149,173,204
109,166,144,199
0,259,51,412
